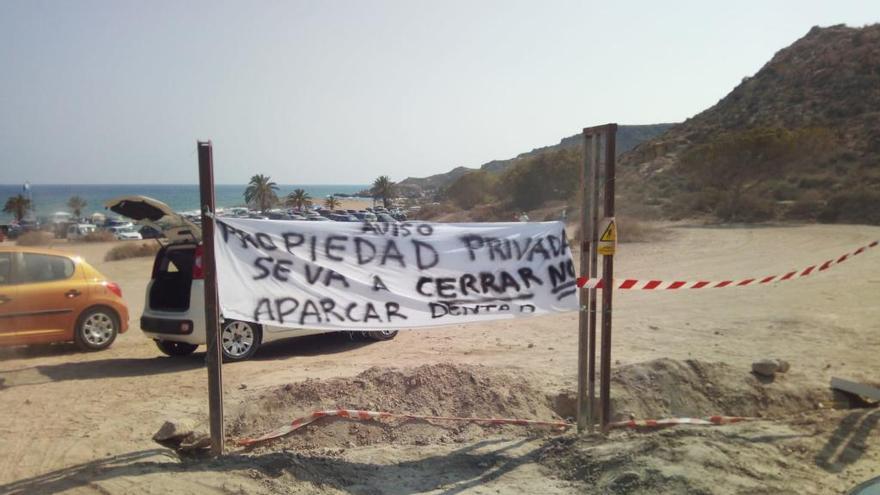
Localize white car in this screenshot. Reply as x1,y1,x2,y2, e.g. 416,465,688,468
107,226,143,240
67,223,97,240
104,195,397,361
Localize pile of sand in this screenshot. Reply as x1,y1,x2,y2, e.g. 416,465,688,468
606,358,832,421
228,359,838,452
229,363,563,449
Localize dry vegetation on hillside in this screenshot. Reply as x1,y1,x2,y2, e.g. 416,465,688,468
419,25,880,226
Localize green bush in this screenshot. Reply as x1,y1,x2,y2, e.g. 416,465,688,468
498,148,579,210
678,126,836,222
818,190,880,225
444,171,496,209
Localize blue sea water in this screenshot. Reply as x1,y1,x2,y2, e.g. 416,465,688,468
0,184,370,222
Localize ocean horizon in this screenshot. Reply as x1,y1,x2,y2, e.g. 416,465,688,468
0,183,371,222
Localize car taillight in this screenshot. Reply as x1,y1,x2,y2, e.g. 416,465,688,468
105,281,123,298
192,245,204,279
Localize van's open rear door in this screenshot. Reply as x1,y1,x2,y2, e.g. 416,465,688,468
105,195,201,243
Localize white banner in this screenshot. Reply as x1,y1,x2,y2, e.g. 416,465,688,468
215,218,578,330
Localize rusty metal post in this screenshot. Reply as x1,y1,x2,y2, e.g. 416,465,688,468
599,124,617,432
576,132,592,432
198,141,224,455
587,133,601,432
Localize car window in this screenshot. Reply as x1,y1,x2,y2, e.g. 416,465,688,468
0,253,11,285
20,253,75,283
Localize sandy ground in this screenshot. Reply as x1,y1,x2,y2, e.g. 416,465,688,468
0,223,878,494
334,198,374,211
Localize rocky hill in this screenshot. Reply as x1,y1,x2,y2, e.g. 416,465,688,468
399,124,674,194
620,24,880,223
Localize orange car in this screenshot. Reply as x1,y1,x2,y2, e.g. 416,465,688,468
0,247,129,350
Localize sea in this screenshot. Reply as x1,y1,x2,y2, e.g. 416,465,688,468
0,183,370,222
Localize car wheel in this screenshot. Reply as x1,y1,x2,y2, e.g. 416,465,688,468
221,320,262,362
74,307,119,351
362,330,398,341
155,340,199,357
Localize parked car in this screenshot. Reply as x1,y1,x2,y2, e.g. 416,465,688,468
139,225,164,239
66,223,97,241
105,195,397,362
226,207,249,218
104,218,133,229
267,211,289,220
328,213,358,222
353,212,378,222
0,246,129,350
107,226,143,240
376,213,398,223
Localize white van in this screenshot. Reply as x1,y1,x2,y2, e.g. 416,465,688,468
104,196,397,361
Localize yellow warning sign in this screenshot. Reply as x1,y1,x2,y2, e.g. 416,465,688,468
598,218,617,256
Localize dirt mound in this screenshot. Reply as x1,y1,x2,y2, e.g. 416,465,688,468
540,409,870,495
606,358,831,422
229,359,834,451
229,363,562,449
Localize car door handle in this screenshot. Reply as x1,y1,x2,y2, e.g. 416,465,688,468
65,289,82,298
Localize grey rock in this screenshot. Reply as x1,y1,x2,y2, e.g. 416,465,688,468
153,419,197,442
752,359,779,377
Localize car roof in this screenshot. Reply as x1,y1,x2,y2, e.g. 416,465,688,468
0,246,80,258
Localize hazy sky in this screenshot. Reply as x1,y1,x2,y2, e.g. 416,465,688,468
0,1,877,185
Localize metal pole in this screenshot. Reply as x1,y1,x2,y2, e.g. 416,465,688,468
576,132,592,433
587,133,601,432
599,124,617,432
198,141,224,455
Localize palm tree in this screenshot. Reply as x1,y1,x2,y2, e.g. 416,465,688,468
67,195,87,218
3,194,31,222
284,188,312,210
244,174,279,213
324,195,341,210
371,175,396,209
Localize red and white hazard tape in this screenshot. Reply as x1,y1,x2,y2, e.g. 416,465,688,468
235,408,754,447
576,240,878,290
236,409,570,446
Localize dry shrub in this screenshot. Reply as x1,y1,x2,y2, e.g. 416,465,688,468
414,202,456,220
16,231,54,246
714,193,776,222
616,215,668,243
571,215,667,244
818,189,880,225
104,242,160,262
783,190,825,221
80,231,116,243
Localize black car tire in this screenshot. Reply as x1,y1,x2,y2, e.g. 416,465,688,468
220,320,262,362
155,340,199,357
362,330,398,341
74,307,120,351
